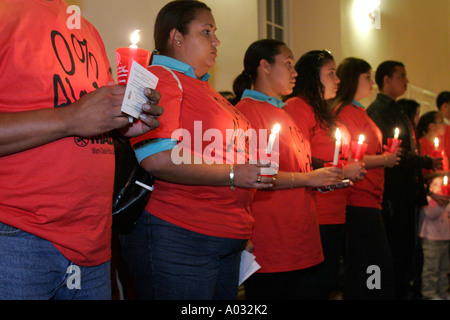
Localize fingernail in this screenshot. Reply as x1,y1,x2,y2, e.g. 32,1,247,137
142,103,150,111
144,88,151,95
139,113,147,121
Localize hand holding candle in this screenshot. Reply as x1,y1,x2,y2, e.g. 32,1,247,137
388,127,402,152
430,137,443,159
333,128,342,165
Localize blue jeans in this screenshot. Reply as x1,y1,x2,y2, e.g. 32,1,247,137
0,221,111,300
120,212,246,300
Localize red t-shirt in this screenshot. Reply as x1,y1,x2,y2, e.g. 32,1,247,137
285,97,351,225
0,0,115,266
130,65,255,239
337,103,384,209
236,96,323,273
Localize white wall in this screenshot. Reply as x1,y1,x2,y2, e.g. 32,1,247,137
70,0,450,113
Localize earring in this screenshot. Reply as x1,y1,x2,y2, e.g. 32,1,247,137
176,40,181,45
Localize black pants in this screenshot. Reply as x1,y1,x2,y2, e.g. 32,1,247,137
244,264,323,300
381,197,418,299
344,206,395,300
308,224,345,299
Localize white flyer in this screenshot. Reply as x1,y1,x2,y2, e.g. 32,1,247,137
121,60,159,119
239,250,261,286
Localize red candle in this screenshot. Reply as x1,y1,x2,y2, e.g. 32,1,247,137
354,134,365,161
389,127,400,152
115,30,151,85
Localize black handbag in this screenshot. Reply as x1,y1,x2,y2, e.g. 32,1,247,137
112,132,154,234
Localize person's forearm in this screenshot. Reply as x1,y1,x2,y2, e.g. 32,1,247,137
362,154,385,169
270,171,313,190
0,107,71,156
141,149,231,186
140,149,273,190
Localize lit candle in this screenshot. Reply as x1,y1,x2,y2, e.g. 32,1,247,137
434,137,439,151
442,175,449,196
129,30,140,49
333,127,342,165
267,124,280,155
390,127,401,152
354,134,365,161
394,127,399,139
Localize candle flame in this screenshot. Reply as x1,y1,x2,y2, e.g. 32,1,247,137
394,127,399,139
335,127,341,141
358,134,365,144
272,123,281,134
444,176,448,186
434,137,439,148
130,30,140,47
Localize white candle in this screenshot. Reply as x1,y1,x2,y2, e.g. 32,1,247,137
267,123,280,155
354,134,365,161
333,127,342,165
434,137,439,151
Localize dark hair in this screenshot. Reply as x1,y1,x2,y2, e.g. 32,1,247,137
424,171,446,186
436,91,450,110
287,50,336,131
417,110,439,139
397,98,420,124
154,0,211,56
231,39,286,105
375,60,404,90
332,57,372,115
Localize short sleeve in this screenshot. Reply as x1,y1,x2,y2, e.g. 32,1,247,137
130,65,183,148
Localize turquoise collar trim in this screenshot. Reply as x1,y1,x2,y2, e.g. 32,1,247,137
241,89,286,109
152,55,210,81
352,100,365,108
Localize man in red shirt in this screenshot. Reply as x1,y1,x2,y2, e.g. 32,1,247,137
0,0,162,300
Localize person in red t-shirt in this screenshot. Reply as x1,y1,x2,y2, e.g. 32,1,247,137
284,50,366,300
331,57,400,299
232,39,344,300
0,0,163,300
120,1,273,300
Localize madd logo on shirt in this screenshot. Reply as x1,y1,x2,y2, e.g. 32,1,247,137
50,28,113,152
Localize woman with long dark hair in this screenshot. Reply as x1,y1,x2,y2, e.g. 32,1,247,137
284,51,366,299
331,57,399,299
